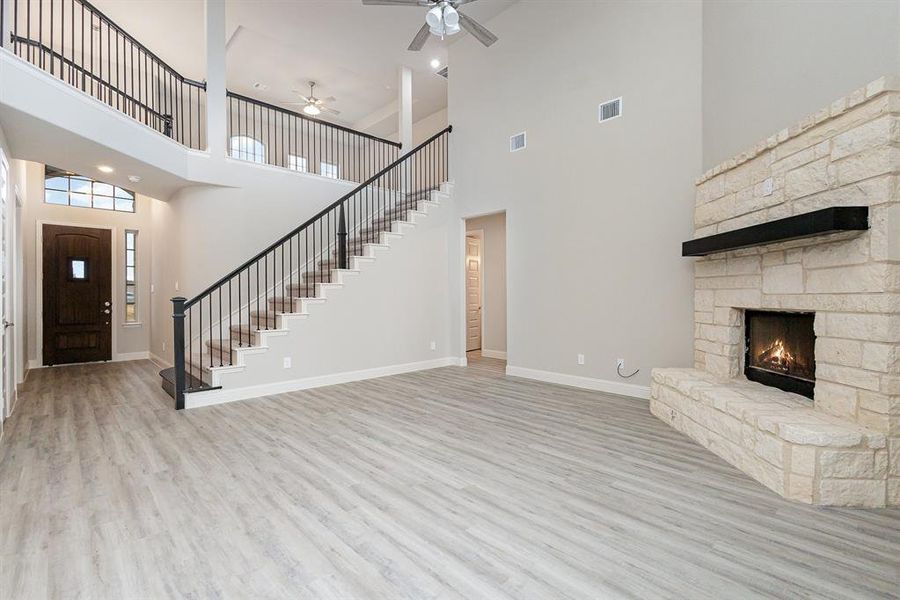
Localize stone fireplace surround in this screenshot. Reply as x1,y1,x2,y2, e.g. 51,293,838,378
651,76,899,507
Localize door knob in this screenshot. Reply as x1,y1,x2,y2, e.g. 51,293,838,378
104,301,111,307
103,309,111,314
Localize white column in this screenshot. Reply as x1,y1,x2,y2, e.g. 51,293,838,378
1,0,12,51
399,66,413,151
205,0,227,158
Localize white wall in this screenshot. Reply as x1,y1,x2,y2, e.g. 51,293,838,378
19,161,158,366
702,0,900,169
148,166,358,365
192,191,457,405
389,108,449,147
449,0,701,393
466,212,506,356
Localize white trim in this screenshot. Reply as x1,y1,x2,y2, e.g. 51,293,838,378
480,349,507,360
185,357,462,409
149,352,173,369
505,365,650,400
114,351,150,362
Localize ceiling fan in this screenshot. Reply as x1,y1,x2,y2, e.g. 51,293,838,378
361,0,498,51
287,81,340,117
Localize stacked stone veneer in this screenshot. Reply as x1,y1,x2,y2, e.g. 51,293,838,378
651,76,900,507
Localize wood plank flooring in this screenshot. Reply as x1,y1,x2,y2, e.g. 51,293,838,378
1,360,897,599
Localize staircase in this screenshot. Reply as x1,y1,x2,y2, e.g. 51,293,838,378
161,127,452,408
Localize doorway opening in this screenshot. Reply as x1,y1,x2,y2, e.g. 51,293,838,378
464,212,506,374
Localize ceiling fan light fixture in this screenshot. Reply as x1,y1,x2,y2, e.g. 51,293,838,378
442,5,459,27
425,5,443,29
303,104,321,116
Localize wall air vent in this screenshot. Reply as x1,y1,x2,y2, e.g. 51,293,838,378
599,97,622,123
436,66,449,79
510,131,526,153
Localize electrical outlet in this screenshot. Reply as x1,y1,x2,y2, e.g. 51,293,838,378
283,357,292,369
175,281,179,292
430,341,436,351
617,358,625,370
762,177,774,197
162,341,166,352
577,354,585,365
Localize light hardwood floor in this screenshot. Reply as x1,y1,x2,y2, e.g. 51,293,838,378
1,360,897,599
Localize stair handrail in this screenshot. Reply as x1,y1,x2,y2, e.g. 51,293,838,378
184,125,452,309
170,125,452,409
226,91,401,149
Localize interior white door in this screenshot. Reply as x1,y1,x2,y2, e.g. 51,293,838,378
0,151,9,419
465,234,482,352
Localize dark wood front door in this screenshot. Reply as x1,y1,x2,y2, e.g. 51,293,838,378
42,225,112,365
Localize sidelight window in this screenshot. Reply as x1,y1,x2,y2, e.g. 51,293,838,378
125,230,137,323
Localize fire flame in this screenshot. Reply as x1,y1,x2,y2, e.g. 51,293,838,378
758,338,797,373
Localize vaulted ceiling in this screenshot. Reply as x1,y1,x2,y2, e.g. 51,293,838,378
90,0,517,137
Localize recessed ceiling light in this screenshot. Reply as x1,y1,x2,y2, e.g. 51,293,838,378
97,165,114,174
430,58,441,69
128,175,142,183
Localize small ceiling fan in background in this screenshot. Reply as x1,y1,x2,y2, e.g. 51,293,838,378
287,81,340,117
361,0,498,51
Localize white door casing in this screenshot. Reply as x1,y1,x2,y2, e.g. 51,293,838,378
0,149,9,419
465,233,482,352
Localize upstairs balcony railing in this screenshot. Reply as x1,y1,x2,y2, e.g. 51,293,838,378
5,0,207,149
227,92,402,185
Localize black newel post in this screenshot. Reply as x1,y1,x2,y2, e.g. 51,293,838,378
171,297,187,410
337,203,348,270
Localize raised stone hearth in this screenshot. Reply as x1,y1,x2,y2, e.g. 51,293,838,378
652,76,900,507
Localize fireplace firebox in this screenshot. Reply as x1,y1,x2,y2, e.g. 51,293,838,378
744,311,816,398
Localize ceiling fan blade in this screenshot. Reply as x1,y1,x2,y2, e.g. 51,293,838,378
453,0,480,4
457,11,498,47
361,0,427,5
322,107,342,115
408,22,431,51
323,96,337,103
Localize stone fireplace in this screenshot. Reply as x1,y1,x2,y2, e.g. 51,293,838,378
651,76,899,507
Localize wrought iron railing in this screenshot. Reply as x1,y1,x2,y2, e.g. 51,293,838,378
5,0,207,149
170,126,451,409
227,92,402,184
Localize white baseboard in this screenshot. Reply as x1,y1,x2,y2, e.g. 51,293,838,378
185,357,461,409
480,349,507,360
149,353,173,369
114,351,150,362
505,365,650,400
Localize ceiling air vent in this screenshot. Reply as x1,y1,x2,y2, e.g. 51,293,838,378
599,97,622,123
436,66,449,79
510,131,526,153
